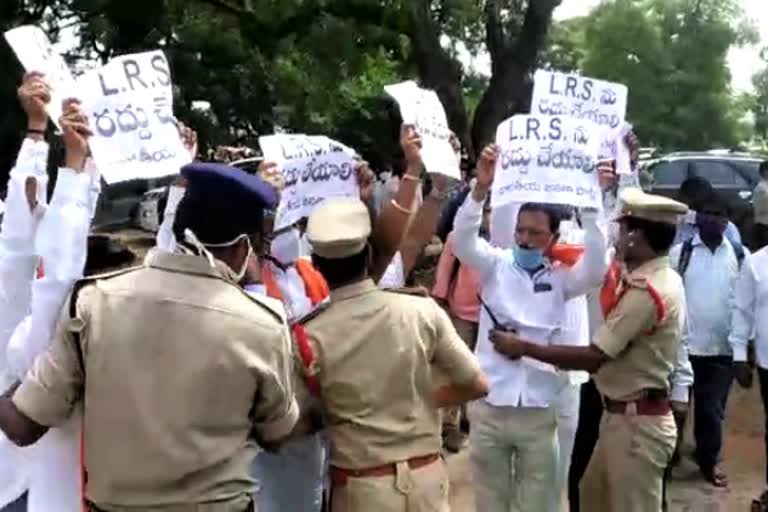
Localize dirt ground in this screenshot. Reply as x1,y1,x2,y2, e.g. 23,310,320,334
446,383,767,511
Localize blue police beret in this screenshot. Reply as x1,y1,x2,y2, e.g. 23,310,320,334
174,162,279,245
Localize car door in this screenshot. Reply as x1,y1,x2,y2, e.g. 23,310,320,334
649,160,690,200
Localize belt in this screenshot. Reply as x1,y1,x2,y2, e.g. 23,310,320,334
330,453,440,487
87,499,254,512
604,393,671,416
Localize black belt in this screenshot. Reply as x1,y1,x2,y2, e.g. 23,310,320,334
87,499,254,512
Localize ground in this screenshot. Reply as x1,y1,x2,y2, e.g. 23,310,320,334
446,383,766,511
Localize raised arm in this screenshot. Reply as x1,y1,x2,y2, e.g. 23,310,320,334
562,209,608,300
6,99,94,380
452,145,505,280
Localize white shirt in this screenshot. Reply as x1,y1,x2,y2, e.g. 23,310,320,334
670,235,738,357
268,261,314,321
730,247,768,368
378,252,405,289
155,185,186,253
453,193,607,408
5,166,94,512
0,138,49,508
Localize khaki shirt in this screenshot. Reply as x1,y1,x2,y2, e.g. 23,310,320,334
593,256,686,400
302,279,480,469
13,250,299,510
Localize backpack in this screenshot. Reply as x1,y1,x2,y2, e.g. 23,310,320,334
678,237,744,276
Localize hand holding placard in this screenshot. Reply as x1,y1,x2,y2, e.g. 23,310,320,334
60,99,93,172
17,72,50,132
473,144,499,202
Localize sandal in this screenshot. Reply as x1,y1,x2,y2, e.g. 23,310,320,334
701,465,728,488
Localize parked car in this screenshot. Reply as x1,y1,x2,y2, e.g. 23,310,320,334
647,151,764,247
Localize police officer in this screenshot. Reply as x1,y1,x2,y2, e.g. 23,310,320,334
489,188,688,511
0,162,301,512
294,197,489,512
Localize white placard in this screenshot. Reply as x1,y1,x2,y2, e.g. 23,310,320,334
77,50,189,184
4,25,77,129
531,70,630,174
492,115,601,209
259,134,359,230
384,80,460,180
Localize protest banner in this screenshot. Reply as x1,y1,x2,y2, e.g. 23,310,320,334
531,70,630,174
259,134,359,230
385,80,460,180
77,50,190,184
491,114,601,210
4,25,77,129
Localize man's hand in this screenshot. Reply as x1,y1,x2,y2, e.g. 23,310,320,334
177,121,198,161
489,329,526,360
472,144,498,201
24,177,39,212
735,362,753,389
400,124,423,175
597,159,617,189
258,161,285,193
18,72,50,133
60,98,92,172
670,400,688,416
623,129,640,168
356,159,375,203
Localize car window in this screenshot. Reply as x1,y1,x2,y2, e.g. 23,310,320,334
730,161,761,185
691,160,741,186
651,161,688,187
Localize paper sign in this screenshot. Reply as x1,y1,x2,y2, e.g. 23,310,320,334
491,115,601,209
4,25,77,129
259,134,359,230
531,70,629,173
385,81,460,180
77,50,189,184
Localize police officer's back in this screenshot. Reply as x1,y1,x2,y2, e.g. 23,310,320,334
0,163,299,511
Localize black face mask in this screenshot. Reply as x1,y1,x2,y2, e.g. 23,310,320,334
697,213,725,246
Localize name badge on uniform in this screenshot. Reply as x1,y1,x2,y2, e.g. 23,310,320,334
533,282,552,293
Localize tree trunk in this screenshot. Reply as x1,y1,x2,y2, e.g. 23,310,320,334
471,0,561,151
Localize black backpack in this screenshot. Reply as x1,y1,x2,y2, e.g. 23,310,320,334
678,237,745,276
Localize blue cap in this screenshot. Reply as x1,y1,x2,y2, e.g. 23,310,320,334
173,162,279,245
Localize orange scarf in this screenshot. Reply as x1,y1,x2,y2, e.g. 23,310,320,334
262,259,329,306
547,244,621,316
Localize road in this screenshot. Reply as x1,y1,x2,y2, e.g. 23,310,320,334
446,383,766,511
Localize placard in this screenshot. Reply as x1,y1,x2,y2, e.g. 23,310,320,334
385,80,460,180
531,70,630,174
4,25,77,129
491,115,601,209
259,134,359,230
77,50,189,184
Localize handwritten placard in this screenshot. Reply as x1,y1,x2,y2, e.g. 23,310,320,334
531,70,630,174
4,25,77,129
491,115,601,209
385,81,460,180
77,50,189,184
259,135,359,230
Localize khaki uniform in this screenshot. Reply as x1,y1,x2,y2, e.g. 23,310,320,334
301,280,480,512
12,250,299,511
580,256,685,511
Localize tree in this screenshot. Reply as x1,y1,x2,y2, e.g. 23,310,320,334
753,48,768,143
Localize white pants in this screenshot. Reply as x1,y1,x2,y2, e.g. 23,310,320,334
469,400,558,512
553,383,582,512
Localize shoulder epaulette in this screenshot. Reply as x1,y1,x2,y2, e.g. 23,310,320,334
384,286,430,298
294,301,331,326
624,275,649,290
240,289,287,324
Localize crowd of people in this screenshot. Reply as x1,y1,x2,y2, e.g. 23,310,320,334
0,70,768,512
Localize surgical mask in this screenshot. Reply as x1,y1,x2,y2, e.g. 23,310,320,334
513,245,545,271
182,229,253,283
270,228,301,265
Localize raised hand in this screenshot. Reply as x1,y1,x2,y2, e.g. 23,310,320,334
472,144,498,201
18,72,51,134
400,124,423,175
59,98,92,172
177,121,199,161
258,161,285,193
355,159,375,203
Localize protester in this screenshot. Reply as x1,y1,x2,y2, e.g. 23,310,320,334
730,243,768,509
676,177,743,255
753,161,768,250
493,188,689,511
670,191,739,488
451,144,608,512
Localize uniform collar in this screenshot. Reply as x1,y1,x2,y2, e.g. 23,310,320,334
330,278,377,302
145,248,239,282
628,256,670,279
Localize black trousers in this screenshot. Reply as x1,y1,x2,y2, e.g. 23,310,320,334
754,223,768,250
758,367,768,485
690,355,734,471
0,492,27,512
568,379,603,512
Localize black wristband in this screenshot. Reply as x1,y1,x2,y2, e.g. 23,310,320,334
26,128,46,135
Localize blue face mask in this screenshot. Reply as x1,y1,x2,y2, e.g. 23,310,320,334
513,246,545,271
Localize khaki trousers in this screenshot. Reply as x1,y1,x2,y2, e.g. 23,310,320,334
330,459,450,512
443,318,478,427
580,411,676,512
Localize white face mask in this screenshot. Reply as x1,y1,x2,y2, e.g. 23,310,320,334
270,228,302,265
